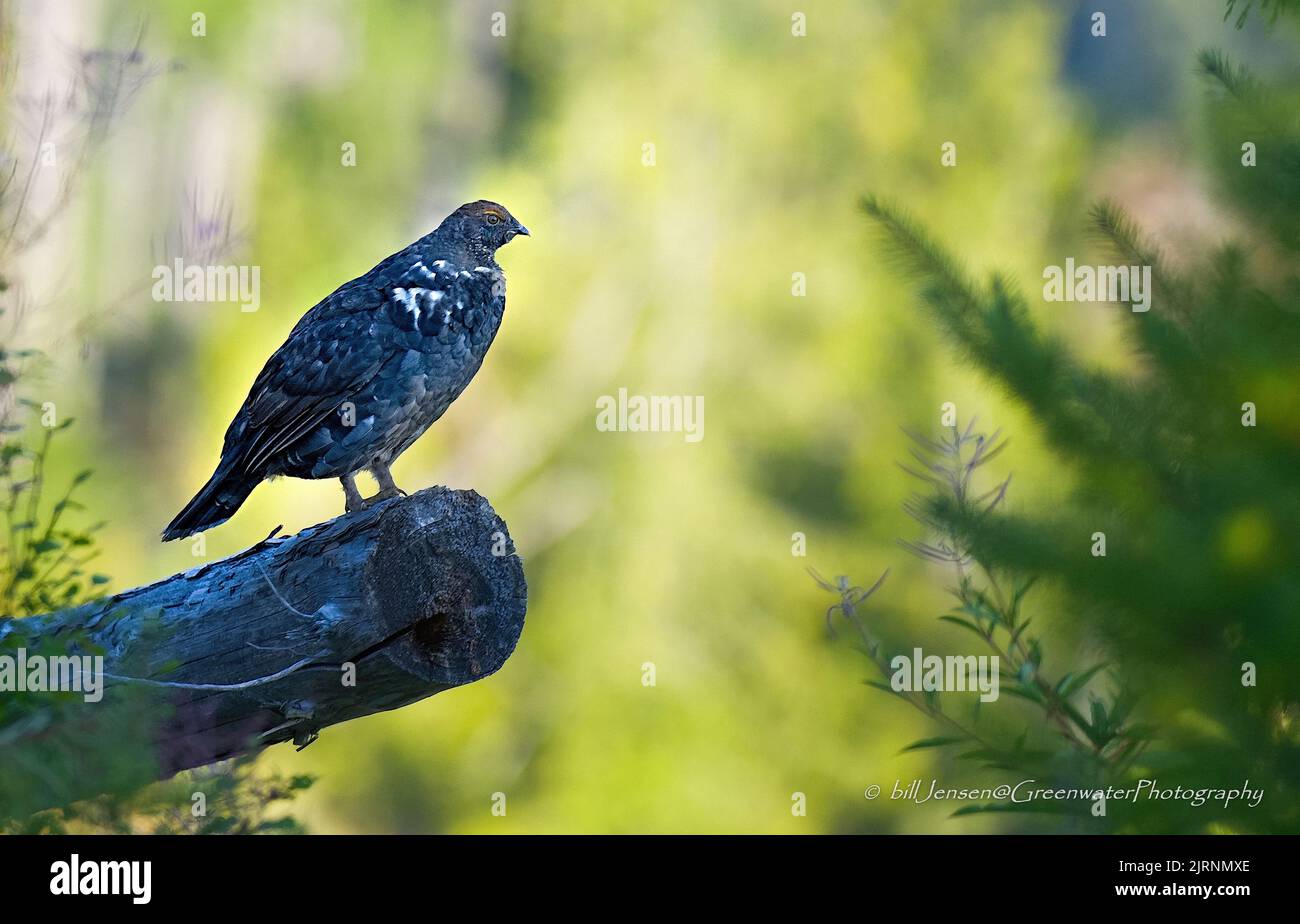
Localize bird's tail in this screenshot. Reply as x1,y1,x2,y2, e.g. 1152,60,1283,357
162,464,258,542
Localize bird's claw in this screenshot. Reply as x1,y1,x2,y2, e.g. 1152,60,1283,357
344,487,404,515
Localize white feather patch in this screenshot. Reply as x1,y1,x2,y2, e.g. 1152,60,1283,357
393,288,421,321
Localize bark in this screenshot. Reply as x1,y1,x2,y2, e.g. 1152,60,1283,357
3,487,526,780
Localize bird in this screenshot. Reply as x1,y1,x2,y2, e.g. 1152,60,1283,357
162,200,529,541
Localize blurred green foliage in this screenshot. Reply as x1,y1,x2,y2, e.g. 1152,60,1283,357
815,419,1155,827
0,358,310,830
856,18,1300,831
0,5,309,833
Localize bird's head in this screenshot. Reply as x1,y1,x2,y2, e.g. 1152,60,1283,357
436,200,530,263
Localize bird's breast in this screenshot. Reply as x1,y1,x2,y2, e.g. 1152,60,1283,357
383,264,505,351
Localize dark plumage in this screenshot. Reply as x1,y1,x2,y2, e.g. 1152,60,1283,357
163,200,528,541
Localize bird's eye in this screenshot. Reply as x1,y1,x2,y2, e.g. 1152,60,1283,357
485,213,501,226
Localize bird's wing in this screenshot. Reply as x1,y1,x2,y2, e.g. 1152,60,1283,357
227,309,392,476
221,255,477,477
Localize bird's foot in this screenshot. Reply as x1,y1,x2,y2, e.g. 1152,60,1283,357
343,487,403,514
367,463,406,504
340,473,368,514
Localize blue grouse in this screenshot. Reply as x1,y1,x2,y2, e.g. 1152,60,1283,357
162,200,528,541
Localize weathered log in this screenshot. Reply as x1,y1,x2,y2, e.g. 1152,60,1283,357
4,486,526,779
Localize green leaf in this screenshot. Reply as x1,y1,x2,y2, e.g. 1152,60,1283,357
864,680,901,696
939,615,985,638
953,749,1031,772
900,735,967,753
1001,684,1043,704
950,801,1074,818
1056,663,1107,699
1011,576,1038,607
198,816,237,835
1007,618,1032,648
1090,697,1108,730
254,817,300,833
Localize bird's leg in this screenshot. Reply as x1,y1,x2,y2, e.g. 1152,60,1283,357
340,472,367,513
368,461,407,502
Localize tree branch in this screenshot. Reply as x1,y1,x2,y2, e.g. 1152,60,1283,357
2,486,527,790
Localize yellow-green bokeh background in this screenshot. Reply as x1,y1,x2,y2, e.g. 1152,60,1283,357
5,0,1282,832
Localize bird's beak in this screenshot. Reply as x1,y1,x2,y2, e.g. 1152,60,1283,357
513,223,530,238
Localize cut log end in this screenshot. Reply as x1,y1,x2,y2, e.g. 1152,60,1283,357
363,488,527,689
